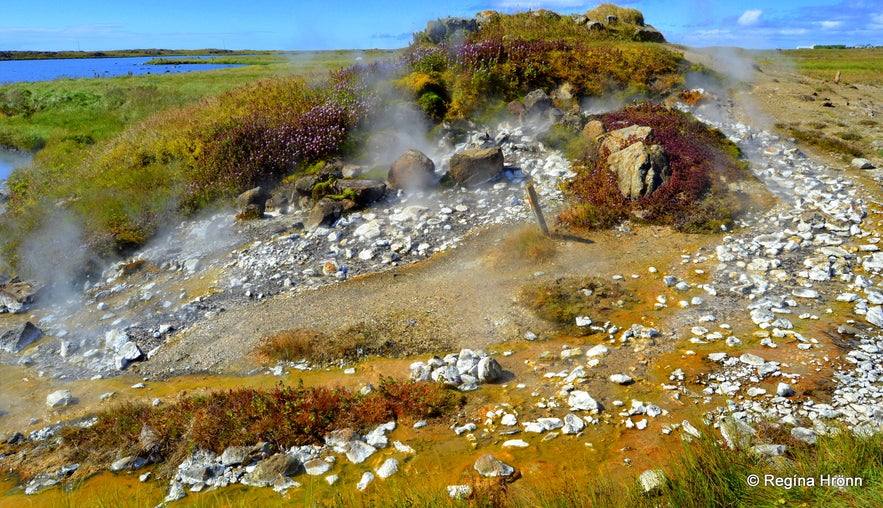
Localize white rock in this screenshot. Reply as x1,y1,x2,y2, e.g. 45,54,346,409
586,344,609,357
562,413,586,434
503,439,530,448
448,485,473,500
777,383,796,397
376,458,399,479
866,306,883,328
568,391,600,412
46,389,74,408
356,471,375,491
345,441,377,464
609,374,634,385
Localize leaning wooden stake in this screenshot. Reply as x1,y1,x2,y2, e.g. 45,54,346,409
525,182,550,237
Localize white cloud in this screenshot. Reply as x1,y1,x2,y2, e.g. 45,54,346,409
737,9,763,26
820,20,843,30
779,28,808,35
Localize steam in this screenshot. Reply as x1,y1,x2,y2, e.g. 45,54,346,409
17,211,89,306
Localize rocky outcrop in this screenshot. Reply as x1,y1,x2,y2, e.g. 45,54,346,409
523,89,554,119
607,141,670,200
235,187,269,220
424,18,478,44
388,149,436,191
600,125,669,200
633,26,666,43
332,179,387,206
0,280,38,314
600,125,653,154
305,198,346,230
0,321,43,353
447,147,504,187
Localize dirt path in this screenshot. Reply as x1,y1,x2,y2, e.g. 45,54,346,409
140,220,716,377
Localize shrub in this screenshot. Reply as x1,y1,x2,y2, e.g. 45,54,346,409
559,102,755,232
60,378,461,478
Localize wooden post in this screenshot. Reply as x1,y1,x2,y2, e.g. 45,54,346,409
525,183,550,237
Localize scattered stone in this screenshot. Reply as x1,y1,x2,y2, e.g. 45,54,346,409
791,427,817,445
610,374,634,385
776,383,796,397
852,158,875,169
375,458,399,479
448,485,473,500
356,471,375,491
568,391,601,412
0,322,43,353
245,453,300,487
46,390,74,408
639,469,667,494
473,453,515,478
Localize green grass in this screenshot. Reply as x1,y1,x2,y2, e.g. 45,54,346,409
754,47,883,85
0,51,394,267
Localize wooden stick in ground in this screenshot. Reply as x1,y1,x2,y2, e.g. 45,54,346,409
525,182,550,237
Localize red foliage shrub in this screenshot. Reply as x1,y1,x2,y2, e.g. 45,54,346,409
560,102,750,232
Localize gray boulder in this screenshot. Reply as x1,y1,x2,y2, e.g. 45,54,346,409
424,17,478,44
115,341,144,370
245,453,301,487
332,179,387,206
448,147,504,187
477,356,504,383
0,280,38,314
523,89,554,118
0,321,43,353
852,158,875,169
46,389,75,408
305,198,345,230
601,125,653,154
388,149,436,191
235,187,269,220
606,142,670,200
633,26,666,42
473,453,515,477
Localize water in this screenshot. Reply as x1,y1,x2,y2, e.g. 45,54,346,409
0,56,245,84
0,146,31,181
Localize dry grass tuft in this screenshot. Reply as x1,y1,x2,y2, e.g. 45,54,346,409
499,226,558,264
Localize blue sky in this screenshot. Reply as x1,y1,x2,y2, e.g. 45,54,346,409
1,1,881,51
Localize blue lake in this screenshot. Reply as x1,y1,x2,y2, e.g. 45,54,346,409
0,56,245,84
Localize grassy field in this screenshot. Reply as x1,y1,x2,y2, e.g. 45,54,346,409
754,47,883,84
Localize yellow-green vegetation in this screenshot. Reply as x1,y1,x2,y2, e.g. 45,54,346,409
257,311,455,366
756,47,883,85
401,6,686,121
779,121,865,157
499,226,558,264
0,52,388,264
519,275,635,332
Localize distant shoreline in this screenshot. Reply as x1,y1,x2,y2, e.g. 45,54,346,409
0,49,270,61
